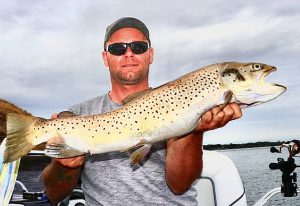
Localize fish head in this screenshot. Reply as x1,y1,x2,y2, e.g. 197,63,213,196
220,62,286,107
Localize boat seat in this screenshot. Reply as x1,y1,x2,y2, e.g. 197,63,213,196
194,150,247,206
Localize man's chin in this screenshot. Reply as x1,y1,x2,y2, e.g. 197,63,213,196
115,70,148,85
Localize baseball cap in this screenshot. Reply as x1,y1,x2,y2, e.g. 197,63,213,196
104,17,150,48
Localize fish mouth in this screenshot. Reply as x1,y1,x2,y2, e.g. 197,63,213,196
263,66,287,91
239,101,260,108
237,101,264,108
236,65,287,108
262,66,277,79
273,83,287,91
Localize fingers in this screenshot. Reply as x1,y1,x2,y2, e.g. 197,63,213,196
51,113,58,119
211,107,226,127
54,156,85,169
212,106,224,119
195,103,243,132
230,103,243,120
201,110,213,125
219,105,234,126
218,103,242,126
196,108,222,132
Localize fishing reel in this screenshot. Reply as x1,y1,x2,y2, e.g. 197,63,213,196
269,140,300,197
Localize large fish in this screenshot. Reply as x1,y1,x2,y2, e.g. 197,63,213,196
0,62,286,164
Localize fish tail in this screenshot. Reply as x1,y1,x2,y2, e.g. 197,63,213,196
3,113,40,163
0,99,43,163
0,99,32,144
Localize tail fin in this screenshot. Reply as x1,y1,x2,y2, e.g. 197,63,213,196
4,113,38,163
0,99,40,163
0,99,32,144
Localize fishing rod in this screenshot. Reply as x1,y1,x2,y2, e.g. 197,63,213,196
254,140,300,206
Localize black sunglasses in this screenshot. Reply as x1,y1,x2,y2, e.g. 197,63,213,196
105,41,150,56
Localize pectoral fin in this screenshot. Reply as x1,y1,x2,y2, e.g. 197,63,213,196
45,111,84,158
218,91,233,111
45,143,85,158
122,88,152,105
130,144,152,165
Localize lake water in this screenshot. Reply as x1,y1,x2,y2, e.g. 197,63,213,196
16,147,300,205
219,147,300,206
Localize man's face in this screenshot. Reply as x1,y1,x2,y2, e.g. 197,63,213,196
102,28,154,85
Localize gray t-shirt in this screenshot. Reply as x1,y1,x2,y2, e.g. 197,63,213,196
69,93,197,206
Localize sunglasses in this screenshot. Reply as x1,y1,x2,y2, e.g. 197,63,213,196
105,41,150,56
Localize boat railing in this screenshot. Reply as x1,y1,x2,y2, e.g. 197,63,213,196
254,140,300,206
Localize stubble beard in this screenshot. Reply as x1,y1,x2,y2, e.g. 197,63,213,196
112,68,149,85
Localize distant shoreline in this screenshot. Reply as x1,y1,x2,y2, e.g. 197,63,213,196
203,141,288,150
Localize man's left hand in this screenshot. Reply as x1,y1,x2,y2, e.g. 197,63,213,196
194,103,242,133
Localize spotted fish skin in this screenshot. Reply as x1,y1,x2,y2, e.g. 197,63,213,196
39,64,224,155
1,62,286,163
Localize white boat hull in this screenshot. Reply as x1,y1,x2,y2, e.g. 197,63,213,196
195,150,247,206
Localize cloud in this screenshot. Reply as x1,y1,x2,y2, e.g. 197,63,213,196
0,0,299,142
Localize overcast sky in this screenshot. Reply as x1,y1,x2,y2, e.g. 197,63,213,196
0,0,299,144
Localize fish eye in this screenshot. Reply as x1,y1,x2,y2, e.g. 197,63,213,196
253,64,262,70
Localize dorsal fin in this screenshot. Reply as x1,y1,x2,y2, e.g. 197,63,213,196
121,88,152,105
57,111,77,118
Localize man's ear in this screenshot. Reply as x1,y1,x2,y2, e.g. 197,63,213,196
102,51,109,67
149,47,154,64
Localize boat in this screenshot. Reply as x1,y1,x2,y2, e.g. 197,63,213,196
195,150,246,206
2,141,299,206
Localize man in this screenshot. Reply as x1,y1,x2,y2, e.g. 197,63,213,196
42,17,242,205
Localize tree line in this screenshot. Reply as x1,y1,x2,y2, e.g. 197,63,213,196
203,141,286,150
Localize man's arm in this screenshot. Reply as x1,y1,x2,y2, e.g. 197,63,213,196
42,113,85,204
42,157,84,204
166,103,242,195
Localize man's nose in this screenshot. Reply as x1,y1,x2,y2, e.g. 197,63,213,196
124,46,134,57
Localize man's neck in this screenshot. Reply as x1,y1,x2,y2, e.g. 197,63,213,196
109,82,149,104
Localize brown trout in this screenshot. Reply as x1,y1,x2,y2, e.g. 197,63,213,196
0,62,286,164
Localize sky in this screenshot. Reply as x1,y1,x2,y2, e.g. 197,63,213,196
0,0,299,145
